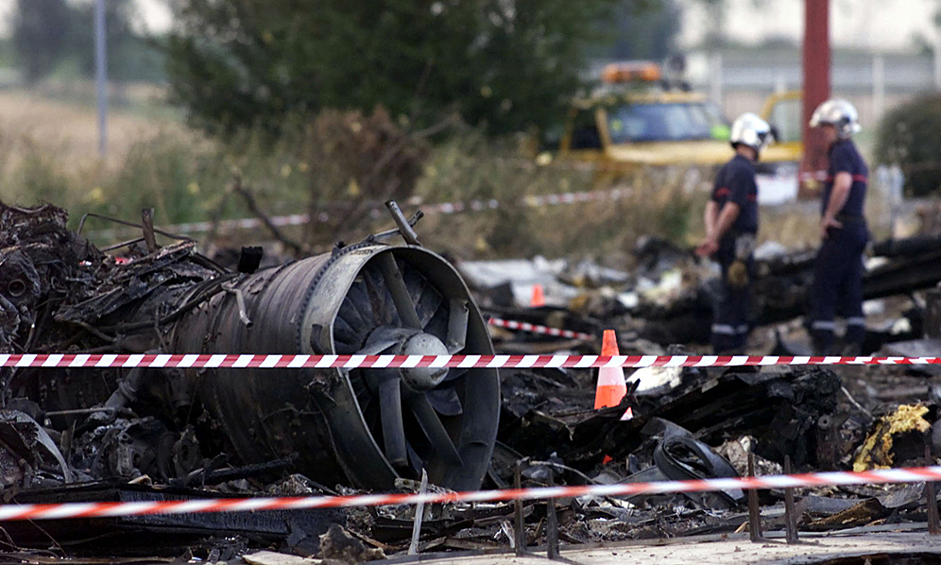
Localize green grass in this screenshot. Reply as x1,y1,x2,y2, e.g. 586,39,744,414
0,90,735,265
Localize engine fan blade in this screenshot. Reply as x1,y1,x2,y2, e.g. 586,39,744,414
445,299,469,354
426,386,463,416
407,394,463,467
355,339,398,356
376,253,422,330
403,259,443,328
378,378,408,467
442,367,469,383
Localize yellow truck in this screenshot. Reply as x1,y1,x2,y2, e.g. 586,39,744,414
547,62,804,201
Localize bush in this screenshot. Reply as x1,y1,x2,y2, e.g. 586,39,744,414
875,94,941,197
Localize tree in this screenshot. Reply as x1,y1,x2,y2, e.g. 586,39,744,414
164,0,619,137
876,94,941,197
605,0,680,61
12,0,70,83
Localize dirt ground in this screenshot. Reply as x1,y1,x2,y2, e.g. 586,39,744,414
399,530,941,565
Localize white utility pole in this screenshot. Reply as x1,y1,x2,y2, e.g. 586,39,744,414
774,70,787,94
872,53,884,123
95,0,108,159
935,31,941,90
709,52,723,109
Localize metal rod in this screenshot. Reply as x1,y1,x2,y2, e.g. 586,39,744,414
45,407,116,417
141,208,158,253
927,445,940,535
408,468,428,555
546,470,560,561
784,455,799,544
514,461,525,556
99,237,146,253
385,200,422,246
747,452,762,542
77,212,194,242
223,285,253,327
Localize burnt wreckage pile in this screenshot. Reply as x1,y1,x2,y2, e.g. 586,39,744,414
0,203,500,555
0,202,940,560
477,234,941,352
625,235,941,349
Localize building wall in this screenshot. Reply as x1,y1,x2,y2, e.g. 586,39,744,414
687,49,937,128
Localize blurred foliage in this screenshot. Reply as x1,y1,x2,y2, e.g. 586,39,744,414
597,0,680,61
13,0,70,84
165,0,620,138
0,111,706,268
0,131,228,229
293,108,429,248
413,131,706,264
11,0,165,84
875,94,941,197
218,108,431,250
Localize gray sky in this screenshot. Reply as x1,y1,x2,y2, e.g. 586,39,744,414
133,0,172,33
0,0,931,52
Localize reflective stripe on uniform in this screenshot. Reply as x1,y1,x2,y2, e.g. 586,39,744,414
846,317,866,326
825,174,868,183
812,320,837,331
712,324,749,335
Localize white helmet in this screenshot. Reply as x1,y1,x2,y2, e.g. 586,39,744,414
729,113,774,156
809,98,861,139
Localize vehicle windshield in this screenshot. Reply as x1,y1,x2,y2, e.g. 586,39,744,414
606,102,729,143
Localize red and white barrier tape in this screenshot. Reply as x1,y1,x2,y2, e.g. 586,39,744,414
4,353,941,369
488,317,595,341
2,466,940,521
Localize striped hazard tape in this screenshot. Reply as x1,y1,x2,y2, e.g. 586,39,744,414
3,353,941,369
2,466,940,521
488,317,595,341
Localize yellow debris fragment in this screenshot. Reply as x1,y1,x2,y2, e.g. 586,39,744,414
853,404,931,472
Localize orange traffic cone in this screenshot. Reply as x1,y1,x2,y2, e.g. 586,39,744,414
594,329,627,409
530,283,546,307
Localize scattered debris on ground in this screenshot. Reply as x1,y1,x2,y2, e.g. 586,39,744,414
463,232,941,353
2,202,941,562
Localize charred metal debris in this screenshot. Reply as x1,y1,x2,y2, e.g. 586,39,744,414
470,233,941,353
1,202,941,562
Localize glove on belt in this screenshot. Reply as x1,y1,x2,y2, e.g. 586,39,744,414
727,259,748,288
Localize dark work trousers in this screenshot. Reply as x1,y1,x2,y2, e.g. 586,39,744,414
711,241,752,354
811,223,868,355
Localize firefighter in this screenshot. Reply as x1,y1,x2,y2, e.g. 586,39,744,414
808,98,868,355
697,113,773,354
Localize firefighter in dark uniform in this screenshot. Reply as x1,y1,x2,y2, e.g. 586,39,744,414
808,98,868,355
697,113,773,354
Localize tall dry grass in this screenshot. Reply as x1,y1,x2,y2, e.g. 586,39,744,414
412,131,709,267
4,88,890,266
